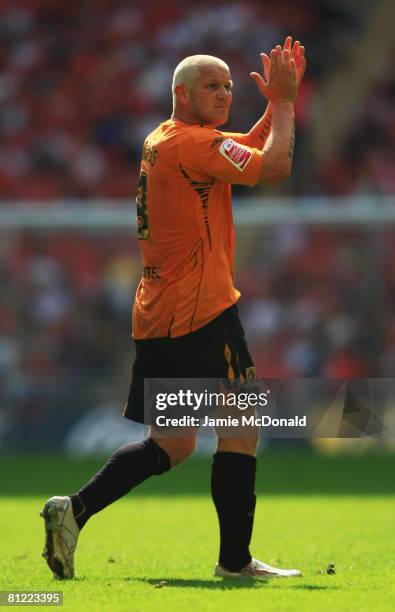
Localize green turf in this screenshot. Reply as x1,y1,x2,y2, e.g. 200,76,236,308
1,452,394,611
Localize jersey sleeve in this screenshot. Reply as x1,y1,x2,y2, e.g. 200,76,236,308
220,131,253,147
189,128,263,186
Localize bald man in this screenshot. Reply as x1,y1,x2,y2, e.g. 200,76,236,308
41,38,306,580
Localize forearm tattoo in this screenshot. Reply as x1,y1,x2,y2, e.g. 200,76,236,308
288,118,295,159
258,115,272,142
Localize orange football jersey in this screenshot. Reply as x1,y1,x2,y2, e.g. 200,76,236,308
132,119,263,339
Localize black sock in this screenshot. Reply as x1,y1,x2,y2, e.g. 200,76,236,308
70,438,170,529
211,451,256,572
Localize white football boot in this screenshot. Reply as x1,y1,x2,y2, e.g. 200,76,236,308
41,496,79,579
215,557,301,579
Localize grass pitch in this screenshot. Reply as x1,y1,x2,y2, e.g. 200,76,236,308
1,451,394,611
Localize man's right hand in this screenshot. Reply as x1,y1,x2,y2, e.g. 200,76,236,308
250,47,297,104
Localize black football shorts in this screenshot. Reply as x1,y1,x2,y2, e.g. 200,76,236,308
123,304,255,424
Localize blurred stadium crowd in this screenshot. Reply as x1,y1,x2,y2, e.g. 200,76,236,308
1,1,395,447
1,0,393,199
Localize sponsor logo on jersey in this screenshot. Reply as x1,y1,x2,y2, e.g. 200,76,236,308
143,266,162,280
219,138,252,171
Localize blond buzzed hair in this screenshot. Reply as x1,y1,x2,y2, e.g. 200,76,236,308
172,55,230,105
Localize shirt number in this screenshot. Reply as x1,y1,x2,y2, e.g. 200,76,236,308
136,172,149,240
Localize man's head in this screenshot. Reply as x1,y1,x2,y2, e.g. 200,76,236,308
172,55,232,127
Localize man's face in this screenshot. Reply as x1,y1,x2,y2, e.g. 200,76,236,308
188,65,232,127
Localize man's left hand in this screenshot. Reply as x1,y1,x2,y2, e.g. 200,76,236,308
251,36,306,96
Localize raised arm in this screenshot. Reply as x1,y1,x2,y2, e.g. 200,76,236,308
248,38,305,150
259,101,295,184
249,47,297,184
246,103,273,150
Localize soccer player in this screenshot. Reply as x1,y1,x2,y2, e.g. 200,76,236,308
41,37,306,580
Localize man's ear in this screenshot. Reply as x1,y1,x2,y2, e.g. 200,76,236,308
175,83,190,105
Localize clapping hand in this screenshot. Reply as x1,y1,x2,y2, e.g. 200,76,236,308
250,36,306,102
